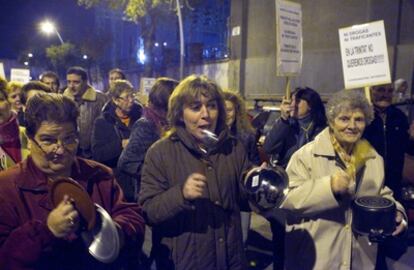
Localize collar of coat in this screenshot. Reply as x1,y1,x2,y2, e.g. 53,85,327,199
63,86,98,102
14,156,109,192
311,127,376,161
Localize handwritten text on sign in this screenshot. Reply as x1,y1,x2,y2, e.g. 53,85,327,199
339,20,390,89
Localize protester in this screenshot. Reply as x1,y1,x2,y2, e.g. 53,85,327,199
117,77,178,202
262,87,326,269
139,75,259,269
19,81,52,126
281,90,407,270
363,83,414,269
364,83,414,200
223,90,260,245
92,80,142,169
40,71,60,93
0,93,145,269
0,77,29,169
263,87,327,168
63,66,108,159
5,81,23,113
107,68,126,93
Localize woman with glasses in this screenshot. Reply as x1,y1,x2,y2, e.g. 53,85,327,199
91,80,142,169
0,93,145,269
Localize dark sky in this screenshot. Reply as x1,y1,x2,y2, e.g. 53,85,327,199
0,0,95,58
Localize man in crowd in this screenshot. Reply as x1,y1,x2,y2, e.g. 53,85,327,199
39,71,60,93
63,66,107,159
364,83,414,269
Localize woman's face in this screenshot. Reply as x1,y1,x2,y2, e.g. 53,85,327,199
8,89,22,111
29,121,79,178
114,90,134,114
224,100,236,128
331,108,366,148
183,95,219,142
290,95,310,119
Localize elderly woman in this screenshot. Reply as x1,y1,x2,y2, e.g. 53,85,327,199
280,90,407,270
0,93,145,270
91,80,142,168
139,75,259,270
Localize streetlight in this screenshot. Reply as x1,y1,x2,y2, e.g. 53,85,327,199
40,20,64,45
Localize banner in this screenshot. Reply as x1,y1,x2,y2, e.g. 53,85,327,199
275,0,302,76
10,68,30,83
339,20,391,89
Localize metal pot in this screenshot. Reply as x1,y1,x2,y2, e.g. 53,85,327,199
352,196,396,242
243,165,289,211
81,204,120,263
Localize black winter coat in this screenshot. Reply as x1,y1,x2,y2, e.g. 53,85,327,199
363,105,412,200
91,101,142,168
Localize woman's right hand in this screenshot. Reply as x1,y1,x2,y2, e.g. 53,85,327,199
330,170,352,196
47,195,79,238
182,173,207,201
280,96,291,120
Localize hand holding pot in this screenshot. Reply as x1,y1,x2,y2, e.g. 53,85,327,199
392,211,408,236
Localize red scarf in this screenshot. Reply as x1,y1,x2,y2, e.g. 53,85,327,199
0,113,22,163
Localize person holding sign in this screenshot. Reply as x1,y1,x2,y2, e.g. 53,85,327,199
263,87,326,269
280,90,407,270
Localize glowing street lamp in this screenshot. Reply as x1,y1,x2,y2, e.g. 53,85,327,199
40,20,64,45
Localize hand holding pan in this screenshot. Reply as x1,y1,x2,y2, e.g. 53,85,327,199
50,177,96,231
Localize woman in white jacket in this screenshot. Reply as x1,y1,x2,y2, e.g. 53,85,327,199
281,90,407,270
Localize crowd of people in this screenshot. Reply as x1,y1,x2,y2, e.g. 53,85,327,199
0,66,413,270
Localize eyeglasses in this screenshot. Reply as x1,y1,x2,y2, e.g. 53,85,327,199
33,134,79,154
117,94,134,102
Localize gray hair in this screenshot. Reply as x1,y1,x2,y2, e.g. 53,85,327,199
326,90,374,125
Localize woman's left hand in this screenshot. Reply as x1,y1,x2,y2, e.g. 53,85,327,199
392,211,408,236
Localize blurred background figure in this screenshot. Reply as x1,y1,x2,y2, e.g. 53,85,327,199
5,81,23,114
63,66,107,159
0,77,29,170
19,81,52,127
117,77,178,269
281,90,407,270
39,71,60,93
262,87,326,270
107,68,126,93
364,83,414,269
223,90,260,246
394,78,409,103
92,79,142,169
117,77,178,203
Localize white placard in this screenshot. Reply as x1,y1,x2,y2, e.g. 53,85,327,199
232,26,241,37
0,63,5,79
275,0,302,76
10,68,30,83
140,77,156,96
339,20,391,89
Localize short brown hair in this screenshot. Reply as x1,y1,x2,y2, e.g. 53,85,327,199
149,77,179,111
167,75,226,133
21,81,52,104
108,80,134,99
25,93,79,138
